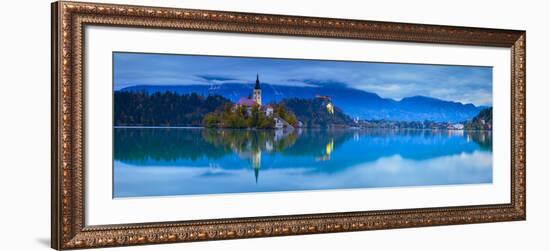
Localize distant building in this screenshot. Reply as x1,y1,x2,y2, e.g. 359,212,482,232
450,123,464,130
315,95,335,114
274,117,284,129
265,105,274,117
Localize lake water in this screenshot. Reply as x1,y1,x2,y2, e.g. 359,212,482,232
113,128,492,198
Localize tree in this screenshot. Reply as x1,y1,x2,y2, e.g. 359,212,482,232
203,113,222,128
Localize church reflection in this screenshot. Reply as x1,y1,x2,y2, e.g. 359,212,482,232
202,128,301,183
202,129,358,182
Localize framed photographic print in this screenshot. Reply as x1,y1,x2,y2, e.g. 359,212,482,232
51,1,526,249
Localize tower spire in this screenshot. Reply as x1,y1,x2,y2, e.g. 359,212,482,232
253,73,262,105
254,73,261,90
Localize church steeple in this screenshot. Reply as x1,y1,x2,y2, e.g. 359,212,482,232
254,73,261,90
253,73,262,105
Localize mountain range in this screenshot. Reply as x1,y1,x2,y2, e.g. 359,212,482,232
119,83,484,122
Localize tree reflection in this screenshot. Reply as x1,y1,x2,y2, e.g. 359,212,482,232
114,128,231,163
466,130,493,151
201,129,299,155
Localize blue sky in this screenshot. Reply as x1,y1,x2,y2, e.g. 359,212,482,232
114,52,492,106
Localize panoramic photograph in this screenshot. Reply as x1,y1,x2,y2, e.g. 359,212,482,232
112,52,493,198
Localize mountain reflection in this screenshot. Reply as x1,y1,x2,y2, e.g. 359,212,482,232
115,128,492,182
114,128,493,197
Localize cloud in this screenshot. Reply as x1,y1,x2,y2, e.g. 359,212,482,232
114,151,492,198
114,52,493,106
196,75,240,82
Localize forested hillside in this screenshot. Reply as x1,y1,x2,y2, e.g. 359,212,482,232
114,91,230,126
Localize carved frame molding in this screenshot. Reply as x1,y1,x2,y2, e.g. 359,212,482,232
51,1,526,249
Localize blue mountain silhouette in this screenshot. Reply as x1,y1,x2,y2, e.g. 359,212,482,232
120,83,482,122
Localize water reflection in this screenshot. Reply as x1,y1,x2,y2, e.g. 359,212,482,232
114,128,492,197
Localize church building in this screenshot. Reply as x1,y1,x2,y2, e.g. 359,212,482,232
237,74,264,108
253,74,262,106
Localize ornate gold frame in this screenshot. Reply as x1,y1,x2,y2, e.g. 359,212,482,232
51,1,526,249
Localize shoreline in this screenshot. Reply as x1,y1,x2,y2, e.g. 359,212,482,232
113,125,492,132
114,125,203,129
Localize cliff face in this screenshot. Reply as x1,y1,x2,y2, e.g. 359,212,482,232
279,98,353,128
465,108,492,130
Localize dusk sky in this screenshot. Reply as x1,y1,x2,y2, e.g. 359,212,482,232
114,52,493,106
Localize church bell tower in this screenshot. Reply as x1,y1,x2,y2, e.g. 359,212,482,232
253,73,262,106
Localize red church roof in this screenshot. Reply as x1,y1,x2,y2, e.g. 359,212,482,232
237,98,257,107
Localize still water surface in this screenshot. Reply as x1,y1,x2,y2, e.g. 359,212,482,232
113,128,492,198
